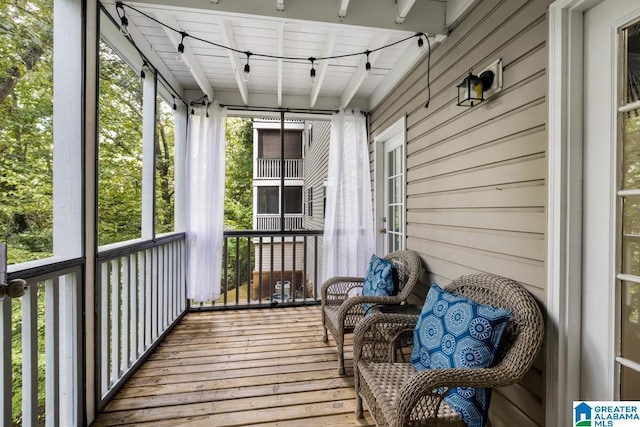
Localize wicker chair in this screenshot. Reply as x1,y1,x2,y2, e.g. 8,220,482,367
353,273,544,426
321,249,422,375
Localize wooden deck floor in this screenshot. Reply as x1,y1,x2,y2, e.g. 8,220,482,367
91,305,376,426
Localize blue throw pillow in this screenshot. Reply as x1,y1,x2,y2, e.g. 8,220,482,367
361,254,398,314
410,284,512,427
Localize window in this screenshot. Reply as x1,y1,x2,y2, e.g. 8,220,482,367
284,186,302,214
258,186,279,214
617,19,640,400
258,129,302,159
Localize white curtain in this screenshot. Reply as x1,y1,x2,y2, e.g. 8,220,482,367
322,108,375,282
186,102,227,302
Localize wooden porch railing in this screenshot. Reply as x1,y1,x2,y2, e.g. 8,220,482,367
96,233,187,410
0,229,324,424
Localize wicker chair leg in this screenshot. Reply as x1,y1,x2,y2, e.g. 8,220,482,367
355,393,363,418
337,334,345,375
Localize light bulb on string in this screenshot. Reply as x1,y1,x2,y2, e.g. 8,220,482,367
417,33,425,49
172,95,177,111
365,51,371,78
116,2,130,37
309,57,317,86
140,61,147,79
243,52,251,82
176,32,186,62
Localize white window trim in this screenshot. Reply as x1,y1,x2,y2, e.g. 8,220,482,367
373,116,406,254
548,1,604,425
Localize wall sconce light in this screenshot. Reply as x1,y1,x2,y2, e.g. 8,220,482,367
457,59,503,107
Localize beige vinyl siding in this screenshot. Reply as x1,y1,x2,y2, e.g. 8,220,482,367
303,119,331,292
369,0,548,426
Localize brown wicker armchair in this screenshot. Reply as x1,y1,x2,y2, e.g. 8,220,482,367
321,249,422,375
353,273,544,426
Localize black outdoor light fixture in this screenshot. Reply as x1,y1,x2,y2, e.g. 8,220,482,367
457,68,495,107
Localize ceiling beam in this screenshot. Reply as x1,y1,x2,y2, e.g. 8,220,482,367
156,13,214,100
310,30,338,108
395,0,416,24
126,0,447,35
277,23,284,107
340,34,389,108
220,19,249,105
100,9,184,101
337,0,349,18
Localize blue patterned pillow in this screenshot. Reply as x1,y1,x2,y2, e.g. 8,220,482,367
410,284,511,427
361,254,398,314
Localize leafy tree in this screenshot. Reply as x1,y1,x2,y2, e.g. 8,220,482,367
224,117,253,230
222,118,253,292
0,0,54,264
97,40,143,245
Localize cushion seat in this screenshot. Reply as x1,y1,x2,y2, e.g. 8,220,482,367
357,361,466,427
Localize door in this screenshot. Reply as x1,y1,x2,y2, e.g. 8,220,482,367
375,118,406,254
583,0,640,400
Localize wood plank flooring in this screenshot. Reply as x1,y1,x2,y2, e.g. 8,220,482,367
91,305,375,426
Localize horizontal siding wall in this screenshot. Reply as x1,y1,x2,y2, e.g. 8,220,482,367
369,0,549,426
303,119,331,291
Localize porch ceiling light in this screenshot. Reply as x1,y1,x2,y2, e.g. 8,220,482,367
457,68,495,107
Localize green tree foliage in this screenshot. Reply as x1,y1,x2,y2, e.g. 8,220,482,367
224,117,253,230
0,0,54,264
155,98,175,234
222,118,253,291
98,41,144,245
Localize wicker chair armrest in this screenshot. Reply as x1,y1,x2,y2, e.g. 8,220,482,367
353,312,419,365
337,294,406,319
320,277,364,305
395,366,519,425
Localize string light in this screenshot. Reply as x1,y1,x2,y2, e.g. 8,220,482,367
140,60,147,79
176,31,186,62
172,95,177,111
365,51,371,77
116,2,130,37
115,3,433,107
309,57,316,86
243,52,251,82
206,101,210,118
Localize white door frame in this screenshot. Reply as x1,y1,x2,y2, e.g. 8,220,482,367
547,0,601,425
374,116,406,254
548,0,640,423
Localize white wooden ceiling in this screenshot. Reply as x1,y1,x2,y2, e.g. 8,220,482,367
101,0,466,111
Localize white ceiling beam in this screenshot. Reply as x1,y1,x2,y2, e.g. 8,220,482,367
395,0,417,24
100,9,184,101
277,23,284,107
276,0,285,11
220,19,249,105
340,34,389,108
129,0,447,35
310,30,338,108
338,0,350,17
156,13,214,100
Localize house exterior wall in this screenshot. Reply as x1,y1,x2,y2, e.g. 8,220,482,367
303,119,331,291
368,0,549,426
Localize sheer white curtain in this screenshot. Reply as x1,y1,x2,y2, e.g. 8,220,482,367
186,102,227,302
322,108,375,283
